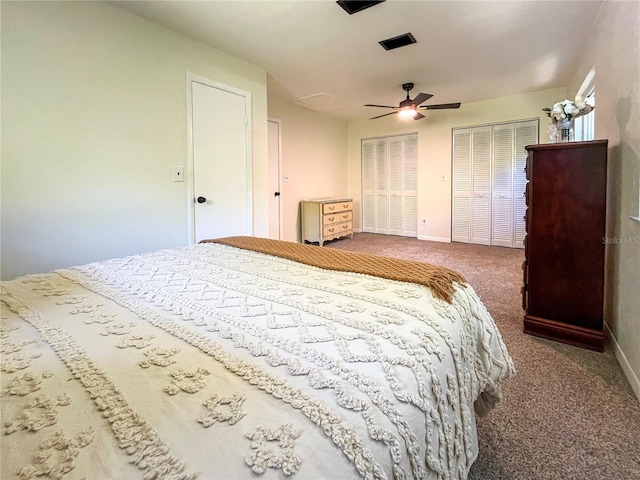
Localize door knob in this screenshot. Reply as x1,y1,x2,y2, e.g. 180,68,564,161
274,191,280,197
196,196,206,204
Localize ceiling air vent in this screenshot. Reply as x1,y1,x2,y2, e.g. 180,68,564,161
379,33,416,51
336,0,385,15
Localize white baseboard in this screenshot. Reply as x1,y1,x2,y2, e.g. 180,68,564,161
354,230,451,243
605,322,640,402
417,235,451,243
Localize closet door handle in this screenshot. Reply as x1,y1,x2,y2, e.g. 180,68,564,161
196,196,207,204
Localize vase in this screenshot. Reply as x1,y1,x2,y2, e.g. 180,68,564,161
556,119,574,142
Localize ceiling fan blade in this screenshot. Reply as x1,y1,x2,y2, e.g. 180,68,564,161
411,93,433,106
370,111,398,120
364,104,398,109
413,112,425,120
420,102,462,110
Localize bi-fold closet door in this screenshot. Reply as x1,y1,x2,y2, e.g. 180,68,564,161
452,120,538,248
362,134,417,237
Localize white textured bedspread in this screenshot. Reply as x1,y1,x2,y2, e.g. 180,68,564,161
1,242,514,480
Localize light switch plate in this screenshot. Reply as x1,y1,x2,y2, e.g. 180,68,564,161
173,166,184,182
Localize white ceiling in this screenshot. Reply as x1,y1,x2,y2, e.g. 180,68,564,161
115,0,603,121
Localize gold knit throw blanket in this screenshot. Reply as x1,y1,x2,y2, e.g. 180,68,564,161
202,236,467,303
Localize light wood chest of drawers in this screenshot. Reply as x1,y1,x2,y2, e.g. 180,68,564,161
301,198,353,246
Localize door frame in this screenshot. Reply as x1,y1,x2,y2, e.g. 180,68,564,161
186,72,253,244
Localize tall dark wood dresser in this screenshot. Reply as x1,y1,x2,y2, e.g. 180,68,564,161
522,139,608,351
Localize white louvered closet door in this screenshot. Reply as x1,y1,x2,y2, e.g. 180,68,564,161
361,134,418,237
361,140,375,233
452,119,538,248
388,137,404,235
471,126,492,245
452,129,472,242
492,123,515,247
514,120,539,247
402,135,418,235
374,139,389,233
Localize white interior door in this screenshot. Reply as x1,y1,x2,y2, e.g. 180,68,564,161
452,128,472,243
267,118,282,240
452,119,538,247
402,135,418,235
188,75,252,243
374,139,389,234
388,137,403,235
491,123,515,247
514,120,539,248
361,140,375,233
362,134,417,237
471,126,492,245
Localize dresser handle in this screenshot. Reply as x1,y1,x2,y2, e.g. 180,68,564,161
327,216,335,222
342,214,348,219
342,224,348,229
328,228,335,233
328,206,335,211
342,204,349,208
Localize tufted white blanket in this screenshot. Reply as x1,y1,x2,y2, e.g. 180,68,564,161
1,242,514,480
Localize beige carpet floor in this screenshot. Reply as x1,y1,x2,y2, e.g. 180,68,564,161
326,233,640,480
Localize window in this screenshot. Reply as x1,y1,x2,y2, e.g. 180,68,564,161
575,88,595,141
575,67,595,141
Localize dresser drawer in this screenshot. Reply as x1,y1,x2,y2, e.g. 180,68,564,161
323,211,352,226
323,201,352,214
323,221,352,238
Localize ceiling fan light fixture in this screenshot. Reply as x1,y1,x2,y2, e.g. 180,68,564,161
398,107,417,119
364,83,461,120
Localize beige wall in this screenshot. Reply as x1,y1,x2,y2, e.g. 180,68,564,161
267,83,349,242
1,1,268,279
347,87,566,241
569,1,640,399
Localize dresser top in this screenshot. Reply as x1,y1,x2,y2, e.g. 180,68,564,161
525,139,608,151
302,198,352,204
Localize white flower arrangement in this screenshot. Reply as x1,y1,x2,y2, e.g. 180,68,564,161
543,98,594,124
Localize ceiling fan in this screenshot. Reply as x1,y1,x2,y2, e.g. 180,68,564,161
364,83,461,120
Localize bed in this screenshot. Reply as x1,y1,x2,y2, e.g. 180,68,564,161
1,236,514,480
